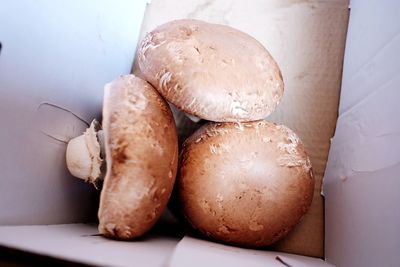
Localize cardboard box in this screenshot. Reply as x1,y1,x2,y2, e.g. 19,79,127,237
0,0,399,266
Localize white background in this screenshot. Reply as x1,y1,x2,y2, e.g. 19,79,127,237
0,0,148,224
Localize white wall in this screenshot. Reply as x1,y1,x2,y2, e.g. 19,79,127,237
0,0,148,224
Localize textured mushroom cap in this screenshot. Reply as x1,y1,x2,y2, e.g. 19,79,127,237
137,19,284,122
98,75,178,239
179,121,314,247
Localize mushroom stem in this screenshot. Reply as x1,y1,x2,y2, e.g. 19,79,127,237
66,120,105,189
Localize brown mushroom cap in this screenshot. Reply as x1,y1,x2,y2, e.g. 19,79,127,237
98,75,178,239
178,120,314,247
137,19,284,122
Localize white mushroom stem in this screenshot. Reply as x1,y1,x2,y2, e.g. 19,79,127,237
66,120,104,188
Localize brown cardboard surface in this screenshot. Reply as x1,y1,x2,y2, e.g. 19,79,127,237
133,0,349,258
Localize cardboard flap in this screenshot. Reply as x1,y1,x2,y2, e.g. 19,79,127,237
0,0,148,225
0,224,180,267
168,236,334,267
324,0,400,266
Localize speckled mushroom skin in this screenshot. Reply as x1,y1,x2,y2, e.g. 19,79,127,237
179,120,314,247
137,19,284,122
98,75,178,239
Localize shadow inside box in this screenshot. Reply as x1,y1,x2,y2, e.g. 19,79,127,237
0,210,185,267
0,245,95,267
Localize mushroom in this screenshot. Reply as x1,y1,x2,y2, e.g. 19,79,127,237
178,120,314,247
137,19,284,122
66,75,178,239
